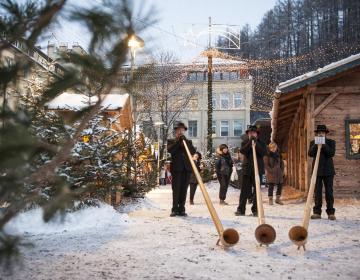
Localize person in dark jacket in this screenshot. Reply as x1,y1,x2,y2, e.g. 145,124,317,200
264,142,284,205
308,125,336,220
167,122,196,217
189,152,202,205
235,125,267,216
215,144,233,205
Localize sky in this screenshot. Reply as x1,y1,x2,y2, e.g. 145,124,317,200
49,0,277,63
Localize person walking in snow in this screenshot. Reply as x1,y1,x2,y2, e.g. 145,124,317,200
264,142,284,205
309,124,336,221
167,122,196,217
215,144,233,205
188,152,202,205
235,125,267,216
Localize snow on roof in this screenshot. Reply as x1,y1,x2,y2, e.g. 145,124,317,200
278,53,360,92
46,92,129,111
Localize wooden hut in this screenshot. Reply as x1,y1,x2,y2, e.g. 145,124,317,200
271,54,360,198
45,91,132,131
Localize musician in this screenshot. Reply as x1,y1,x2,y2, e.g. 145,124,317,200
167,122,196,217
235,125,267,216
215,144,233,205
308,125,336,220
188,152,202,205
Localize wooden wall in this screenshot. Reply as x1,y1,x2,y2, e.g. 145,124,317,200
281,68,360,198
315,70,360,197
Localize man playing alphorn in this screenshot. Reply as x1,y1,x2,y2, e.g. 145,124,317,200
309,124,336,220
167,122,196,217
235,125,267,216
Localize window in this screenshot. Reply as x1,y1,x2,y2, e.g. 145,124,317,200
214,72,221,80
187,72,197,81
229,71,238,80
220,121,229,137
345,119,360,159
220,93,229,109
203,72,207,81
212,96,216,110
188,120,197,138
212,120,216,136
233,121,243,136
234,93,244,108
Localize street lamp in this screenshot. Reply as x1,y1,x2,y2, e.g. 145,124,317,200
154,121,165,186
127,34,144,187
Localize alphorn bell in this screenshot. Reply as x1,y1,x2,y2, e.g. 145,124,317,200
252,140,276,246
182,140,240,247
288,144,322,250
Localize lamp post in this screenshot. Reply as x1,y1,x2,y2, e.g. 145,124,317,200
128,35,144,187
155,121,165,186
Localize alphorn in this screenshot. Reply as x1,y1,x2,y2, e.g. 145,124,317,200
252,140,276,246
288,144,321,250
183,140,239,247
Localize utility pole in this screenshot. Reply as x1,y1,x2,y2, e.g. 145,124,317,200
207,17,213,156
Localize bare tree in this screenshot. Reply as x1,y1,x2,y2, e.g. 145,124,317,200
136,52,196,154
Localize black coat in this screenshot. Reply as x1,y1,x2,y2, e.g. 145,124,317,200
240,137,267,176
308,138,336,176
215,153,234,177
167,137,196,173
189,160,201,184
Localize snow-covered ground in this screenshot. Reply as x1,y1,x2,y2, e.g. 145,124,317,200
2,182,360,280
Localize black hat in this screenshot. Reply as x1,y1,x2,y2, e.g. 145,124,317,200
174,121,187,131
314,124,329,133
246,125,260,134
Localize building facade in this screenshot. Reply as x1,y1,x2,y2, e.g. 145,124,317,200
133,58,253,155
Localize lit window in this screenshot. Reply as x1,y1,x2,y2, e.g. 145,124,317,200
220,121,229,137
188,120,197,138
345,119,360,159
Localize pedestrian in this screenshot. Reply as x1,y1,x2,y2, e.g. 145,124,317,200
160,163,166,185
189,152,202,205
309,125,336,220
167,122,196,217
264,142,284,205
215,144,233,205
235,125,267,216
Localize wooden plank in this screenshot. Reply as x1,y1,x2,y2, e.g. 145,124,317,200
314,91,340,116
315,86,360,94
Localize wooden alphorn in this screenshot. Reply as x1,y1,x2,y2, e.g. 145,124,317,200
183,140,239,247
288,144,322,250
252,140,276,246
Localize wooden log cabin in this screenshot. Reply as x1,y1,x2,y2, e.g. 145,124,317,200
271,54,360,198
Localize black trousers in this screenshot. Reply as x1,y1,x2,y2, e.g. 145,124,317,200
268,183,283,197
218,174,230,200
237,174,258,214
189,183,197,201
171,171,191,213
313,176,335,215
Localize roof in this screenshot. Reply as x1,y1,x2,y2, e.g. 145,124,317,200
46,92,129,111
278,53,360,93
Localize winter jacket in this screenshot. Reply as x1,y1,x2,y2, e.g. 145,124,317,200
189,160,201,184
308,138,336,177
264,150,284,184
240,137,267,176
167,137,196,173
215,150,234,177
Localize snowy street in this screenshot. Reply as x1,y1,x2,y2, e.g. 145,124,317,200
2,182,360,280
